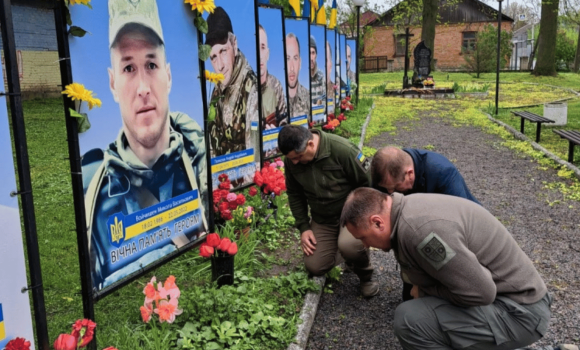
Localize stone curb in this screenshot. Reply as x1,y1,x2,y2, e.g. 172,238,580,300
287,276,326,350
358,103,376,151
484,112,580,181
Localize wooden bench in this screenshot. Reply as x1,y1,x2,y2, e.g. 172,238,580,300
511,111,555,143
553,129,580,163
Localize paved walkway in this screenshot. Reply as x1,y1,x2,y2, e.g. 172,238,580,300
303,111,580,350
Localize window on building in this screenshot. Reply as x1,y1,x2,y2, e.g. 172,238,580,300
394,34,406,56
462,32,477,52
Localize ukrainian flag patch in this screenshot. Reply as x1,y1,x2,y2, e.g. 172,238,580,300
0,303,6,341
356,152,371,172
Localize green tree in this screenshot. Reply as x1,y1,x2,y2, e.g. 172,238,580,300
534,0,560,76
560,0,580,72
555,30,577,70
269,0,293,17
463,24,512,78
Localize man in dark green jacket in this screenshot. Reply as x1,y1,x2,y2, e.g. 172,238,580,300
278,125,378,297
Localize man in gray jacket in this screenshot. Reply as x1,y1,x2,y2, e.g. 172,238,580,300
341,187,552,350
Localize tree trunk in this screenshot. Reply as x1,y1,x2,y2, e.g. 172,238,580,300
533,0,559,76
421,0,438,71
574,25,580,73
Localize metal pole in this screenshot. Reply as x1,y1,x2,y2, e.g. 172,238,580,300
356,5,360,104
0,1,49,348
495,0,503,115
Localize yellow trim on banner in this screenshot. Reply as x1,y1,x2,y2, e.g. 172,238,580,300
313,108,325,115
292,119,308,125
125,199,199,240
263,133,278,142
211,155,254,173
0,321,5,341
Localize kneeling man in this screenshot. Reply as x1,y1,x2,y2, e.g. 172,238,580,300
341,188,551,350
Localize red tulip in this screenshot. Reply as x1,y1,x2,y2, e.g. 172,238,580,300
71,318,97,347
263,161,270,168
221,209,233,220
5,337,31,350
249,186,258,197
254,172,264,186
218,201,229,212
218,238,232,252
199,243,214,258
227,242,238,256
206,233,221,248
218,174,229,182
53,334,77,350
218,180,231,190
236,194,246,205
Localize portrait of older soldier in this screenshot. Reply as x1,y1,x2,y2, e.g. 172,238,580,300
81,0,208,289
346,44,355,88
309,35,325,107
206,6,259,157
286,33,310,119
259,25,288,129
326,41,335,113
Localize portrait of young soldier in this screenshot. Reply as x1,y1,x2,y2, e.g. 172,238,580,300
206,6,259,157
82,0,208,289
286,32,310,119
326,41,335,114
309,35,325,107
259,24,288,129
346,44,355,88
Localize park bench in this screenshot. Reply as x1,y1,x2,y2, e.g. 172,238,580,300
511,111,555,143
553,129,580,163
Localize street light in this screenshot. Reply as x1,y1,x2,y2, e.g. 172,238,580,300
495,0,503,115
353,0,365,104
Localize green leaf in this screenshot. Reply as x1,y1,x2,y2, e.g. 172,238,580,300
76,114,91,134
208,104,216,122
68,108,83,118
64,5,72,26
205,342,222,350
199,44,212,61
194,16,208,34
69,26,88,37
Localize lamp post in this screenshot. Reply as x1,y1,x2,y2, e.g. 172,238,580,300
495,0,503,115
353,0,365,104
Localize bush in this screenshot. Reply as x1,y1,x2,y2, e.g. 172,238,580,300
463,24,512,78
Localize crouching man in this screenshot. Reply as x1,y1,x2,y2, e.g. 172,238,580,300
341,187,552,350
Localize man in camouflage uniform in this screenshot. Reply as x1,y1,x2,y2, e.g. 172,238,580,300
326,41,335,115
309,35,325,108
286,32,310,119
259,25,288,129
82,0,207,290
346,44,356,89
207,7,259,157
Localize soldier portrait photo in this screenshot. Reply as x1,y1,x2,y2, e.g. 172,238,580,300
325,36,336,115
346,40,356,94
258,6,289,158
309,26,326,125
285,20,310,125
70,0,208,290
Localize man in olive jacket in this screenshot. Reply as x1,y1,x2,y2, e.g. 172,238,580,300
278,125,378,297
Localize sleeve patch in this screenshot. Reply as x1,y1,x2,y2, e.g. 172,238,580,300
356,152,371,172
416,232,456,271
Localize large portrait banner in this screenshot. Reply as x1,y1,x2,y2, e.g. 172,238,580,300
0,64,35,349
310,25,327,126
346,38,356,97
204,1,260,190
285,18,311,128
326,28,336,117
68,0,208,292
340,34,347,99
258,6,289,159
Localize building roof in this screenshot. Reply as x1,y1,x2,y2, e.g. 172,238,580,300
369,0,514,27
339,10,379,28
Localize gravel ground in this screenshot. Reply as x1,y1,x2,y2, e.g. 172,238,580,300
305,113,580,350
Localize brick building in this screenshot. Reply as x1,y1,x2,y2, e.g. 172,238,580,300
363,0,513,71
0,0,60,98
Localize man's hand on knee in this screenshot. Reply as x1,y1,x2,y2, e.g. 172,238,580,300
301,230,317,256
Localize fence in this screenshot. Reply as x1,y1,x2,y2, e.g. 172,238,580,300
362,56,390,73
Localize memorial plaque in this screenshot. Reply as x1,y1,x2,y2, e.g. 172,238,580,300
413,41,432,78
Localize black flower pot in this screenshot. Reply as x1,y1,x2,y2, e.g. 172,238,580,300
211,255,234,287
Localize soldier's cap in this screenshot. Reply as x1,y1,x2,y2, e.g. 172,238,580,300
205,7,234,47
310,35,317,53
109,0,164,48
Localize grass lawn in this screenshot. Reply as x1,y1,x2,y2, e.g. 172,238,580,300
359,71,580,164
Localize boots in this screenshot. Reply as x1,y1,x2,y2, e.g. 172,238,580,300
353,264,379,298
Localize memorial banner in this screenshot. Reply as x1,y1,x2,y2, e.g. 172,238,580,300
326,28,336,116
258,6,289,159
0,63,35,348
340,34,347,98
346,38,356,96
68,0,208,291
204,1,260,189
310,24,327,126
285,17,310,128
